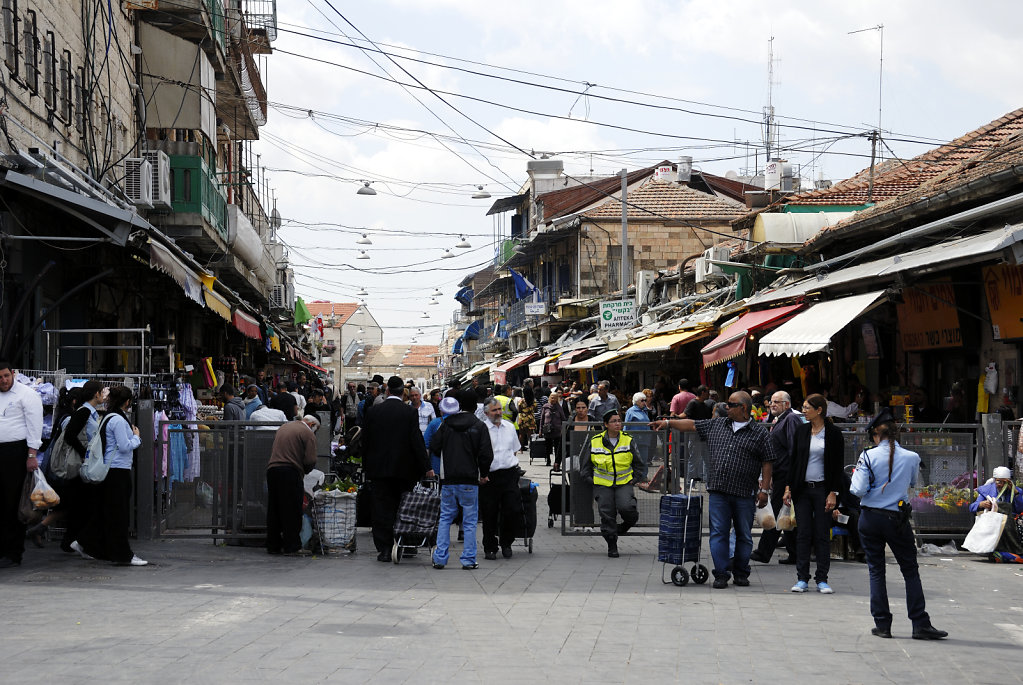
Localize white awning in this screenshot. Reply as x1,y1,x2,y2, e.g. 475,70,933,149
565,349,627,370
528,353,560,376
748,224,1023,307
758,290,887,357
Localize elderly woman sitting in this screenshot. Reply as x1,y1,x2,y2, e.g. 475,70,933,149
970,466,1023,562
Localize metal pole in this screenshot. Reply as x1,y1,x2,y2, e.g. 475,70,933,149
620,168,628,299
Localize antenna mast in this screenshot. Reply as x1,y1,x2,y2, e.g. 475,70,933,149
849,24,885,153
763,36,778,164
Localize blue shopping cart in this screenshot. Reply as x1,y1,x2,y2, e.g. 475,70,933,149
658,481,709,586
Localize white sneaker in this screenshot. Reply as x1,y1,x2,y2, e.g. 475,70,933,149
129,555,148,566
70,541,94,560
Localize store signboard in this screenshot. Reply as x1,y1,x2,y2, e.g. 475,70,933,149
896,279,962,350
600,299,635,330
983,264,1023,340
524,302,546,316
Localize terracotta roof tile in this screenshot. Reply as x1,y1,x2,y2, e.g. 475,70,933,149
361,344,439,369
582,179,746,220
304,301,360,327
789,107,1023,208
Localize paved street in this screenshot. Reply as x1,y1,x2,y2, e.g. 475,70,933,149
3,457,1023,684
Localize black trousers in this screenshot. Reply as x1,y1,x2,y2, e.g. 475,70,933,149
547,434,562,466
77,468,134,563
57,476,98,550
265,466,304,554
371,478,415,554
0,440,28,563
859,507,930,629
755,478,796,561
794,486,832,583
480,467,523,552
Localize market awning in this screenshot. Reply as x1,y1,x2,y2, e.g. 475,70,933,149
529,353,560,376
557,349,592,369
758,291,887,357
701,303,804,367
232,310,262,340
451,337,464,355
454,286,473,306
203,287,232,321
617,328,712,355
464,362,492,378
149,240,205,307
299,359,328,375
565,349,626,370
492,351,538,384
462,319,483,341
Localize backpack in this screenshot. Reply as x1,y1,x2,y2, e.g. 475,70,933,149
81,415,115,484
49,414,88,480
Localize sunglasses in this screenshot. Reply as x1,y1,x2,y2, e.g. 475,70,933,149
726,402,744,408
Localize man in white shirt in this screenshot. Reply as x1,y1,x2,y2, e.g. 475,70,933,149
409,387,436,435
0,361,43,568
480,398,524,560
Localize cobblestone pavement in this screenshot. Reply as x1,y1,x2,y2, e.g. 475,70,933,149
2,454,1022,684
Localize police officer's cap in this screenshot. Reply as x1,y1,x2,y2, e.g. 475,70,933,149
602,410,620,424
866,407,895,433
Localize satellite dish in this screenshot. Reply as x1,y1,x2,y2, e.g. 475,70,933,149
724,170,739,181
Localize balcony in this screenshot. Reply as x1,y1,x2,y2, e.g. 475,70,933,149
133,0,227,74
243,0,278,54
151,153,229,255
216,16,267,141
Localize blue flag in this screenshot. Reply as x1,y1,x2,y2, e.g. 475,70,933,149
509,268,537,300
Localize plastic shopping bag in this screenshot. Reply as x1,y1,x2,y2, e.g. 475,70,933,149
29,469,60,510
776,502,796,531
17,473,35,524
964,499,1007,554
755,503,776,530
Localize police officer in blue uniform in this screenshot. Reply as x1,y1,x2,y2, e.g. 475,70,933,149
849,408,947,640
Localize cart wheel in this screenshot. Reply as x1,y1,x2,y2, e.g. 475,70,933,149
671,566,689,587
392,542,401,564
528,539,533,554
691,564,709,585
547,518,554,528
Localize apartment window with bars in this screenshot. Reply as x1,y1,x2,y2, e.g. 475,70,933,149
41,29,54,109
59,49,70,121
606,245,635,294
74,66,84,132
2,0,18,76
21,8,35,92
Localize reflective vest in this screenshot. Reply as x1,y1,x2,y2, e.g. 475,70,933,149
497,394,517,427
589,431,635,487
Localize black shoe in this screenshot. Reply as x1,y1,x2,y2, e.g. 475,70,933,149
912,625,948,640
712,578,728,589
778,556,796,565
484,551,498,561
462,563,479,570
733,577,750,587
607,545,619,558
501,546,513,559
376,553,392,562
749,550,769,563
432,563,445,570
0,557,21,569
871,626,892,639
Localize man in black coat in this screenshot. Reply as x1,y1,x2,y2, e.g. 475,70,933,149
751,390,801,565
363,376,435,561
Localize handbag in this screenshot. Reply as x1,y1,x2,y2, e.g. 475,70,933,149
81,415,114,484
963,498,1007,554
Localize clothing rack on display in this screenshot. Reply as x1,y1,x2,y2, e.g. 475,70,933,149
43,327,157,383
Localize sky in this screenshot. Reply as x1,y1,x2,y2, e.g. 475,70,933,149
257,0,1023,346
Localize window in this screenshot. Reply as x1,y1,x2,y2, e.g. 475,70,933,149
606,245,635,293
21,8,35,92
41,29,54,109
2,0,18,76
59,49,70,120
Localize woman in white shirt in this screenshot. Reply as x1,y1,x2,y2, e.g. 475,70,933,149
783,393,845,594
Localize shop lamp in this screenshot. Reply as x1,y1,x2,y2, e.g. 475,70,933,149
471,185,491,199
455,235,471,248
356,181,376,196
441,249,455,259
356,234,372,245
357,250,370,259
356,287,368,296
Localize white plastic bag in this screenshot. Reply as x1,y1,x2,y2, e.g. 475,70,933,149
29,469,60,509
755,503,776,530
776,502,796,531
963,499,1007,554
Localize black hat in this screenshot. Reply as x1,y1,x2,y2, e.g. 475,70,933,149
387,375,404,391
602,410,620,424
866,407,895,433
372,374,385,385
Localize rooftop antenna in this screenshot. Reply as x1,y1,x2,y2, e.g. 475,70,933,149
848,24,885,154
762,36,779,166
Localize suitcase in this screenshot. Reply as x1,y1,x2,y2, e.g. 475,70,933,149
547,468,571,527
517,477,537,553
529,435,548,465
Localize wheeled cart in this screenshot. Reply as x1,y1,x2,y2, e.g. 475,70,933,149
658,482,709,586
529,435,548,465
547,467,570,528
392,479,441,564
517,477,537,553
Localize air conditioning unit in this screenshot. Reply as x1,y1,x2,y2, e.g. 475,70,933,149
269,284,286,309
124,158,153,208
694,246,731,284
142,149,172,209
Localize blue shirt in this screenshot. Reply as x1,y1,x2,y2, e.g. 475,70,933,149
424,415,448,474
624,405,651,429
849,439,919,511
103,413,142,470
244,397,262,419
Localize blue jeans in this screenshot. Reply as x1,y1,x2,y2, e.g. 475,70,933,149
708,492,756,581
433,484,478,567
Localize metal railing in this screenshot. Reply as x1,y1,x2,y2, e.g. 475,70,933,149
169,154,229,241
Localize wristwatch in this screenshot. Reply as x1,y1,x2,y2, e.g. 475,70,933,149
758,488,772,495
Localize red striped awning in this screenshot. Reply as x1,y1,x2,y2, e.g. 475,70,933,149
232,310,262,340
491,351,539,384
701,304,804,368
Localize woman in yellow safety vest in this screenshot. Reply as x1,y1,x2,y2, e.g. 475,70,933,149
580,411,647,557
